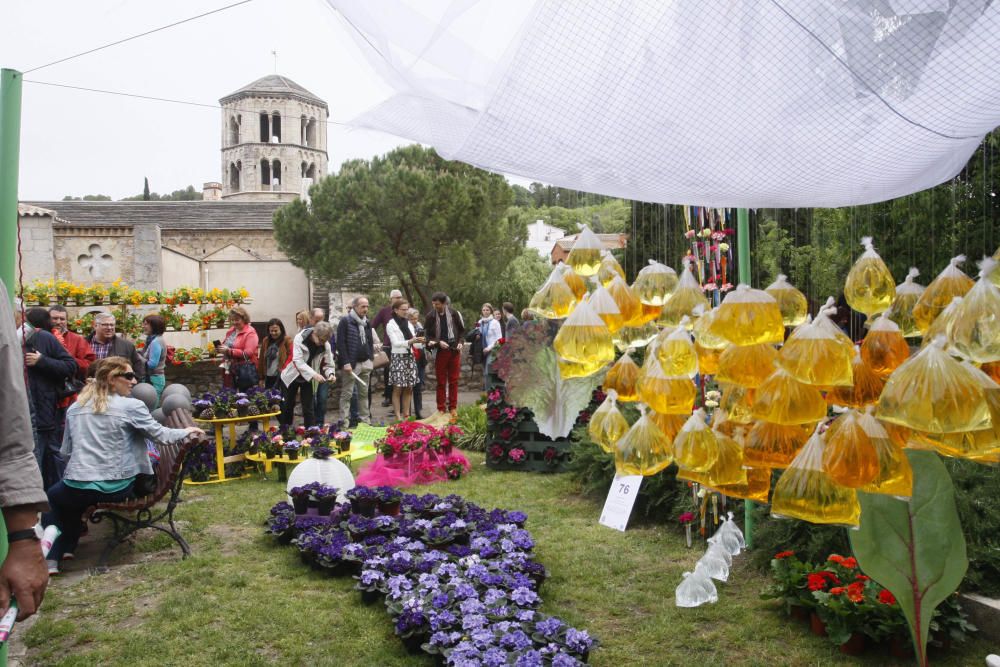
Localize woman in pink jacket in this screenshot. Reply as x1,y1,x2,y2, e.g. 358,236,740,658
218,306,259,390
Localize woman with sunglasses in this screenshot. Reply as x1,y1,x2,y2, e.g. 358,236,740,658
41,357,203,574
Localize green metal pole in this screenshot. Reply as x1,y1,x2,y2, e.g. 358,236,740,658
737,207,754,548
1,68,23,307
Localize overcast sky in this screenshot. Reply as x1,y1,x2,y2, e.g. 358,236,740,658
1,0,532,201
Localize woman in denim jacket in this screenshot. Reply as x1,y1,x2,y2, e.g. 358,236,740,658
41,357,203,574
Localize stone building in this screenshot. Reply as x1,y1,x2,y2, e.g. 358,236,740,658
18,74,363,343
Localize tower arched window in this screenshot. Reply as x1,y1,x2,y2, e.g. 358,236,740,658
306,163,316,181
272,159,282,188
259,111,270,142
229,161,241,191
260,159,271,187
305,118,317,147
300,115,308,147
271,112,281,142
229,116,240,145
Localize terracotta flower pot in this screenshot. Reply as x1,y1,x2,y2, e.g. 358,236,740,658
789,605,810,622
809,612,827,637
379,500,401,516
838,632,865,655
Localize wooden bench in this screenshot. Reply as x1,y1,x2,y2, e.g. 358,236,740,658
87,409,207,572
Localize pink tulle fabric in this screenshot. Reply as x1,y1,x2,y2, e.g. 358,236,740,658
355,448,471,486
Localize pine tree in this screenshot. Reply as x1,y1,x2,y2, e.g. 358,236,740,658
143,177,150,201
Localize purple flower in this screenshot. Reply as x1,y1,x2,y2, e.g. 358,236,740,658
565,628,594,654
428,630,461,648
484,588,506,605
511,587,539,607
516,609,536,623
499,629,533,652
459,598,485,616
514,650,544,667
552,653,582,667
471,628,495,649
482,647,508,667
460,613,487,631
452,582,477,600
429,609,457,631
431,593,450,609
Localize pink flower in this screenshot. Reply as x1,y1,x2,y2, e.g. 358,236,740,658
684,229,696,239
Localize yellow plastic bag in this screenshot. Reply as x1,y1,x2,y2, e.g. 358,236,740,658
565,225,604,277
751,368,828,425
919,295,963,349
692,305,728,350
717,343,778,388
930,362,1000,459
673,409,719,473
771,427,861,527
886,267,924,338
604,351,640,402
710,284,785,345
637,356,696,415
765,274,808,327
822,409,879,488
658,259,709,327
614,406,674,476
711,466,772,503
597,252,625,287
844,236,896,316
553,299,614,378
778,300,854,387
649,412,686,443
632,259,678,306
877,337,997,434
704,429,748,488
695,343,722,376
860,315,910,377
950,258,1000,364
982,361,1000,384
588,390,630,454
824,348,885,408
720,382,755,423
589,284,625,333
744,420,811,469
560,263,588,301
527,264,577,319
857,408,913,498
913,254,974,334
606,275,643,326
612,322,658,351
655,319,698,378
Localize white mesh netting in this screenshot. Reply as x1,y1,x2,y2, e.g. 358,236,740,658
327,0,1000,207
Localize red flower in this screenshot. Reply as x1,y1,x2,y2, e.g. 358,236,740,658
829,587,845,595
878,590,897,605
846,581,865,603
488,444,504,460
499,426,515,441
679,512,695,525
774,550,795,560
854,574,870,582
807,570,840,591
487,407,502,421
842,557,858,569
827,554,845,565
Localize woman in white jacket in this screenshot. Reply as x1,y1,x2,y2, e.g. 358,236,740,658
278,321,336,426
385,300,425,421
477,303,503,391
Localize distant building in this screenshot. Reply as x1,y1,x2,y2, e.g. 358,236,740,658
551,232,628,265
526,219,565,259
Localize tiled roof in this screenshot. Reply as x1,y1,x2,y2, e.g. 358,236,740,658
220,74,327,110
23,201,284,231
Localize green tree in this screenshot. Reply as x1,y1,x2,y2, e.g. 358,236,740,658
143,177,150,201
61,194,111,201
450,247,551,316
273,145,518,311
121,185,202,201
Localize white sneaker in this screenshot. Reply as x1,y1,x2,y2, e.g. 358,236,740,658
46,559,60,575
985,655,1000,667
61,552,75,561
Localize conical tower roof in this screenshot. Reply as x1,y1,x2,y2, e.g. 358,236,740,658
220,74,327,110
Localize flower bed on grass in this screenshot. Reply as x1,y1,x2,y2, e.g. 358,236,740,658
266,488,598,665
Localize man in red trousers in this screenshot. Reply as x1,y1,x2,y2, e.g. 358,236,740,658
424,292,465,418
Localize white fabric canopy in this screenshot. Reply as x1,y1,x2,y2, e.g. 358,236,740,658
328,0,1000,207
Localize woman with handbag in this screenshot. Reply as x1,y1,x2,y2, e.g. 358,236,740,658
41,357,203,574
477,303,503,391
140,314,167,402
385,300,424,422
218,306,259,390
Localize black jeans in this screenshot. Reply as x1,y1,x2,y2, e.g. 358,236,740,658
43,480,135,562
280,379,315,427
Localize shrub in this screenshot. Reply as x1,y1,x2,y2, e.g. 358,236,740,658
454,404,488,451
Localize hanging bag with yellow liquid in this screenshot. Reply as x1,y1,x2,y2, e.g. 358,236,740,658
885,267,924,338
613,321,659,351
929,362,1000,459
692,305,727,375
614,405,674,476
649,411,686,443
560,263,588,300
553,298,614,378
751,368,828,425
844,236,896,316
744,420,811,469
673,409,719,473
825,347,885,408
719,382,755,423
633,259,678,306
913,254,974,334
527,264,578,319
822,409,879,488
770,426,861,527
704,428,748,488
565,225,605,277
655,318,699,378
589,283,625,333
765,274,808,327
860,314,910,377
597,252,626,287
588,390,630,454
659,259,709,328
604,350,640,402
778,299,854,387
710,284,785,345
857,407,913,498
637,351,696,415
717,343,778,388
711,465,772,503
605,274,643,326
919,295,963,350
950,257,1000,364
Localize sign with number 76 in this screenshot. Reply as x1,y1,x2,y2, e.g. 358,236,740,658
599,474,643,532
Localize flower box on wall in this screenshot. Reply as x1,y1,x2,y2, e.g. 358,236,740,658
485,425,573,473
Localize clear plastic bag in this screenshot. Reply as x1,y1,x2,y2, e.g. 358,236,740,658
822,409,879,488
565,224,604,277
710,284,785,345
913,254,975,334
675,563,718,607
527,264,578,319
950,258,1000,364
765,274,809,327
720,382,755,423
877,336,996,434
825,347,885,409
606,274,643,326
673,409,719,473
717,342,779,388
886,267,925,338
692,306,727,375
744,420,811,469
637,355,696,415
589,284,625,333
860,315,910,377
655,319,699,378
658,259,709,327
705,538,734,565
604,351,640,402
844,236,896,316
614,405,674,476
553,298,615,378
588,390,630,454
597,252,626,287
718,511,746,551
699,545,731,582
771,427,861,527
632,259,678,306
857,407,913,498
613,321,659,351
778,299,854,387
751,368,828,425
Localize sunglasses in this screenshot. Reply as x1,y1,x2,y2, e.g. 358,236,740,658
116,372,137,380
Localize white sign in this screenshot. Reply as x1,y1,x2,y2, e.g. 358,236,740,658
599,474,643,532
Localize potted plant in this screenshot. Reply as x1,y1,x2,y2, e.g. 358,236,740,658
235,398,251,416
445,459,465,480
346,486,379,517
929,593,978,650
393,608,430,654
314,485,338,516
812,580,870,653
284,442,301,461
761,550,814,620
508,447,527,465
377,487,402,516
289,486,310,515
354,568,386,605
335,431,352,453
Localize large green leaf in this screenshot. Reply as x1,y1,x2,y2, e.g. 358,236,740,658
849,450,967,666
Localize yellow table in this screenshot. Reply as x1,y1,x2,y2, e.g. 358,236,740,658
188,411,280,484
245,449,352,481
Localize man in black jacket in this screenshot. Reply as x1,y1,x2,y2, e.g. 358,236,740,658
336,296,374,426
424,292,465,418
85,312,144,381
22,308,77,490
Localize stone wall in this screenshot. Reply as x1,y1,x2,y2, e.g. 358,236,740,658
17,214,55,284
164,360,223,397
160,229,286,260
53,227,135,285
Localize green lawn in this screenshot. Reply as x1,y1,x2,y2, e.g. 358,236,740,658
23,453,992,666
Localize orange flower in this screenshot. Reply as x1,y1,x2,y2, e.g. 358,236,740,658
854,574,870,582
829,587,846,595
827,554,845,565
842,557,858,569
774,550,795,560
846,581,865,603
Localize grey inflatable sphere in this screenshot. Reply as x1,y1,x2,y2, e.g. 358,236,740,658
161,393,192,417
130,383,159,411
152,408,166,424
161,384,191,401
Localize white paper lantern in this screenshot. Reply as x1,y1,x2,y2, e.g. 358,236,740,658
285,457,355,502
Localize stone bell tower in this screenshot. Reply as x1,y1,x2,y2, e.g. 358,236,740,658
218,74,328,202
